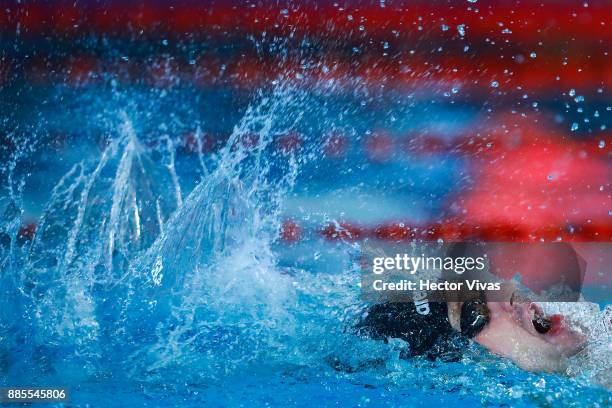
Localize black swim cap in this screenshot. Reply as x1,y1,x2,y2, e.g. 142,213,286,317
356,301,467,362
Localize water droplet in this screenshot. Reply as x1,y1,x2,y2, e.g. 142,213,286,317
569,88,576,97
530,52,537,58
534,378,546,389
467,0,477,3
451,86,459,94
598,140,606,149
441,24,449,31
490,81,499,88
571,122,579,131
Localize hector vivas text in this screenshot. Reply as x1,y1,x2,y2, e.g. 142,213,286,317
370,254,501,293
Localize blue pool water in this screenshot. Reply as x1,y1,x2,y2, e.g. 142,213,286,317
1,84,611,407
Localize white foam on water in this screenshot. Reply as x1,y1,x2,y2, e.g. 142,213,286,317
540,302,612,388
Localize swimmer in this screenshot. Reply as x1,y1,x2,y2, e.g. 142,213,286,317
356,291,587,373
356,241,588,372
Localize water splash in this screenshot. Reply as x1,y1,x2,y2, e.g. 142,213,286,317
1,81,610,406
5,111,182,369
120,86,320,378
540,302,612,388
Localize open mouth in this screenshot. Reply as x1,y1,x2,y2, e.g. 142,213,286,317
529,303,568,337
528,302,553,334
532,313,552,334
511,293,557,336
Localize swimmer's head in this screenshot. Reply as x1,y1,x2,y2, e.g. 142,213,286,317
359,242,587,372
361,287,585,372
442,242,587,372
447,289,587,373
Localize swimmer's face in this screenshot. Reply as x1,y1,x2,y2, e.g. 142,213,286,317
472,299,586,373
